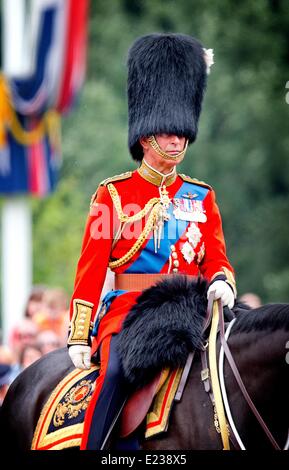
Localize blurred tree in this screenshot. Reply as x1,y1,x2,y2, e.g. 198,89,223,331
32,0,289,302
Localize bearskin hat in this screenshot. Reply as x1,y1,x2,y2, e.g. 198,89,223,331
127,33,208,161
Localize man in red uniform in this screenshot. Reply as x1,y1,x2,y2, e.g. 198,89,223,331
67,33,236,449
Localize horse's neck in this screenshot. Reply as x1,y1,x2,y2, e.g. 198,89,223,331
229,327,288,394
230,327,288,373
226,328,288,448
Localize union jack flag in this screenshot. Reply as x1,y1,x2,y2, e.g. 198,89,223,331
0,0,89,196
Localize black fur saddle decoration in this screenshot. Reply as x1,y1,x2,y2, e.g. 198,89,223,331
117,276,208,388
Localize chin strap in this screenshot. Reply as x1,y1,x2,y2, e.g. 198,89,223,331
148,135,188,161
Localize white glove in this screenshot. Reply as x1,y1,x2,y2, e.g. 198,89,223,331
68,345,91,370
207,280,235,309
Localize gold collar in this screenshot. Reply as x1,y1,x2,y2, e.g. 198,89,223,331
137,160,177,187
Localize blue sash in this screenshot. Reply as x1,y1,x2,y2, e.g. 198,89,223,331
125,181,208,274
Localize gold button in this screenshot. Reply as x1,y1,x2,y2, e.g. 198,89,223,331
173,268,178,273
172,252,178,259
170,245,175,251
173,260,179,267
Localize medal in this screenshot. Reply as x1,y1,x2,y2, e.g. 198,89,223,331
181,192,198,199
173,198,207,222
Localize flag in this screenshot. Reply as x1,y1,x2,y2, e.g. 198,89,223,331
0,0,89,196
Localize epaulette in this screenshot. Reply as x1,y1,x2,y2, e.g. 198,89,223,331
179,174,212,190
90,171,133,206
99,171,133,187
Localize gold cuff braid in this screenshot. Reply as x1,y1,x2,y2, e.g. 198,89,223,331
222,267,237,298
67,299,94,346
211,268,237,298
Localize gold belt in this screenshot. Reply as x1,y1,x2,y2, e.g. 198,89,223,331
114,273,194,291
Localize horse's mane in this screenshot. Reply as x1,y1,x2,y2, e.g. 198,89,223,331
117,277,289,386
231,302,289,334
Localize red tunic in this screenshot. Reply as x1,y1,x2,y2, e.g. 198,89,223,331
68,168,236,349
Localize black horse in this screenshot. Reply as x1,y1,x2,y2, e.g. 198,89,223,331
1,278,289,450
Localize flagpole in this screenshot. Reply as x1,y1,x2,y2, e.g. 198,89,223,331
1,200,32,342
1,0,32,343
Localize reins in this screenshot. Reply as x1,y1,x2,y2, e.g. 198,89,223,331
207,298,230,449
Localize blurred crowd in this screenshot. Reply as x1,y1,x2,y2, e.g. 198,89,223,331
0,284,69,407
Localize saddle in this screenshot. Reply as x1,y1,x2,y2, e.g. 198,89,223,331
31,364,184,450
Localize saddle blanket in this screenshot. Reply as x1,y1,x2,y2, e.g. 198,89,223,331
31,366,99,450
32,366,183,450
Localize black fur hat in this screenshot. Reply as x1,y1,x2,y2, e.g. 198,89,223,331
127,33,208,161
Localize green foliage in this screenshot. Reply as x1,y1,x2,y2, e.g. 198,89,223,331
32,0,289,302
32,177,86,294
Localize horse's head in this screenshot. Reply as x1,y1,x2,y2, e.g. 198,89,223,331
225,303,289,449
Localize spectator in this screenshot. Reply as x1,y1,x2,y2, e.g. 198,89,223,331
0,364,12,407
36,329,61,355
24,285,47,320
239,292,262,309
34,287,69,344
19,345,43,370
0,345,17,406
9,318,39,360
